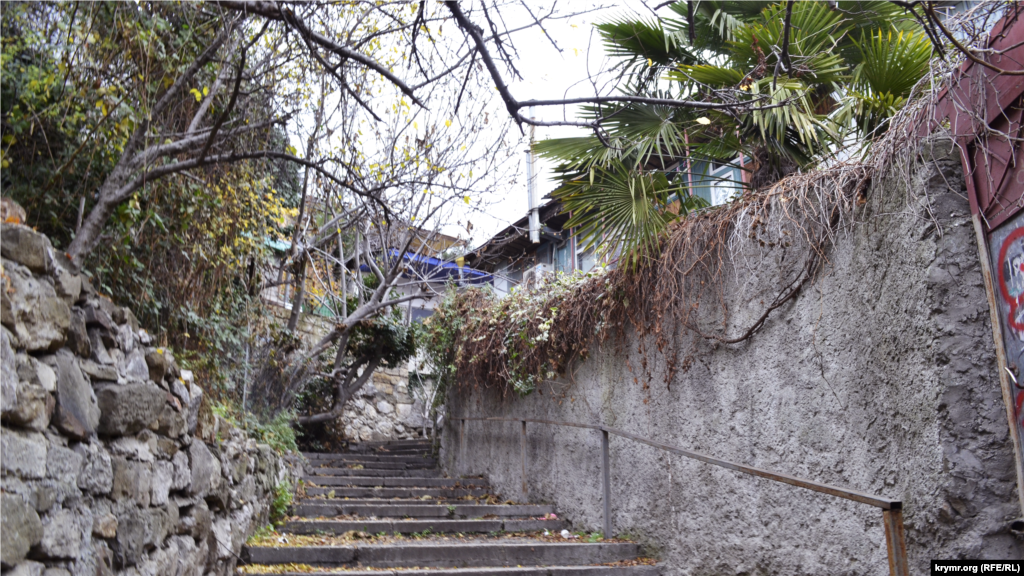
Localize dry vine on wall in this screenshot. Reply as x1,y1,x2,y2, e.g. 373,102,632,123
427,12,982,399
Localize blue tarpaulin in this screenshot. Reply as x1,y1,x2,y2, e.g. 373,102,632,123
359,249,492,285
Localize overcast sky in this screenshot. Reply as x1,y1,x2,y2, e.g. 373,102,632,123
461,1,650,247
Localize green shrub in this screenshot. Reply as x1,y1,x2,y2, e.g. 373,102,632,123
270,480,293,525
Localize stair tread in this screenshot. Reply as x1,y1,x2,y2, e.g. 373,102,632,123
239,563,660,576
272,451,649,573
283,519,567,535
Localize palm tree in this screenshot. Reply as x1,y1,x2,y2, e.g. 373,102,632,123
537,1,933,264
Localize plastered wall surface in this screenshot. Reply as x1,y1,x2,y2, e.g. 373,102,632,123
441,138,1023,575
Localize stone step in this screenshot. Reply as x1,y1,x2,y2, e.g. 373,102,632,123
306,467,446,478
292,503,556,519
304,487,491,498
311,454,437,463
304,476,489,488
243,541,642,568
240,565,659,576
283,518,567,535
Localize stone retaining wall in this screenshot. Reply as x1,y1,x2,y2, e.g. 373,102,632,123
1,224,299,576
340,367,436,442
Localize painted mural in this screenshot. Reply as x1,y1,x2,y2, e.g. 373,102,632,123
990,209,1024,461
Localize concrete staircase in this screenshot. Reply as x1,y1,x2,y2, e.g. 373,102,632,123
241,439,659,576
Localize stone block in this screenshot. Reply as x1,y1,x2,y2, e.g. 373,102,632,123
171,378,190,406
116,324,134,354
112,506,146,568
155,402,186,438
376,400,395,415
75,441,112,495
186,383,202,435
5,381,54,431
7,561,45,576
171,450,191,491
188,440,221,498
0,262,69,352
0,493,43,567
87,329,112,365
108,436,154,462
178,499,212,541
94,382,165,436
63,307,89,356
93,512,117,539
80,360,117,383
211,518,232,560
111,457,152,507
42,568,70,576
17,354,56,392
39,508,83,559
52,264,81,306
1,428,48,478
2,328,18,414
152,461,174,506
82,302,114,332
1,224,53,274
46,444,83,486
145,348,172,382
53,350,99,439
122,349,149,382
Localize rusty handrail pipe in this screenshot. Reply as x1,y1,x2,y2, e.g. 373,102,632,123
459,415,910,576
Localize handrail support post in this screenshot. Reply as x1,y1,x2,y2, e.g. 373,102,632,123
460,418,466,475
883,508,909,576
601,428,612,539
520,420,528,502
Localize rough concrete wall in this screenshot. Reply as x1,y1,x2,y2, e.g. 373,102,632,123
1,224,299,576
441,138,1023,575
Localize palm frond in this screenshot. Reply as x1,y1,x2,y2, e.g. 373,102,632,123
551,162,706,267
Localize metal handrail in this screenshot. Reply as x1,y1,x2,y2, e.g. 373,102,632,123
459,415,909,576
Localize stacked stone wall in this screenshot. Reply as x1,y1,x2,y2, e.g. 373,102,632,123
1,224,299,576
340,367,436,441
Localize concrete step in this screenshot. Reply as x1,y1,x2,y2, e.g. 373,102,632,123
347,439,433,447
291,503,556,519
306,467,446,478
283,518,567,535
240,565,659,576
304,476,489,488
373,446,434,453
310,454,437,463
312,461,438,470
243,541,642,568
304,487,491,499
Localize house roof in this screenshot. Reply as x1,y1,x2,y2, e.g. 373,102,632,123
358,248,492,285
466,198,570,271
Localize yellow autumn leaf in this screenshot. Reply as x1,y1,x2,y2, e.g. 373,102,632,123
190,88,202,102
463,196,471,204
445,119,452,127
647,58,653,67
203,86,209,96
